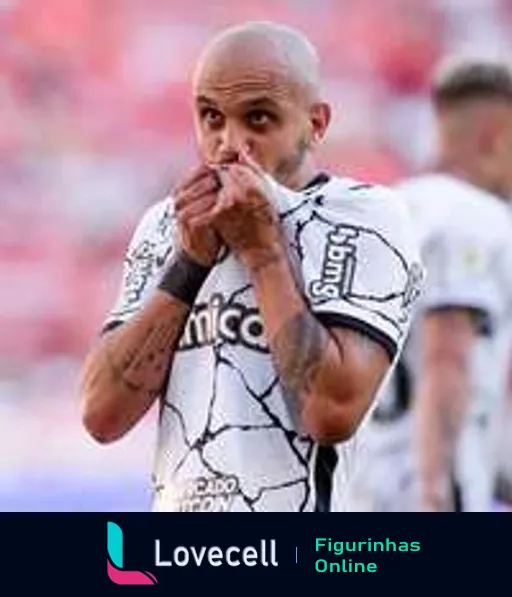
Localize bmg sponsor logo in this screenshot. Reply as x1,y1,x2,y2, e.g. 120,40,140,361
309,226,358,301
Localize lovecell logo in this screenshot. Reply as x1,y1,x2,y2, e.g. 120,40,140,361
107,522,158,585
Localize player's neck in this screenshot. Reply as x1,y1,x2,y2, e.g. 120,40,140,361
436,159,511,202
284,159,322,192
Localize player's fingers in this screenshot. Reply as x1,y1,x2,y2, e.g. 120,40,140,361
213,171,242,210
227,165,255,188
189,180,236,229
225,165,266,203
175,172,221,210
216,165,246,193
173,166,207,194
174,165,216,195
222,157,264,189
239,144,265,177
177,193,217,222
190,176,250,233
187,206,219,229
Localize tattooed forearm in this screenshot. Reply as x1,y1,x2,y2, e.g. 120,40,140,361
270,310,330,402
104,316,185,398
81,292,191,442
244,246,285,277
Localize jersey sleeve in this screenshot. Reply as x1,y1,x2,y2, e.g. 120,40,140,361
299,187,425,361
102,200,175,333
419,225,498,334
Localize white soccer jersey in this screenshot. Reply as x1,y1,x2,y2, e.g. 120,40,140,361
348,173,512,512
103,173,423,512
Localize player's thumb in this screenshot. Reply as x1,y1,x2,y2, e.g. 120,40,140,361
239,144,264,176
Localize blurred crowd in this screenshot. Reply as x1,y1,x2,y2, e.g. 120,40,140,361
3,0,512,381
1,0,512,509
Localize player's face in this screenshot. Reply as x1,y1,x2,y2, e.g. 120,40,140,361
487,102,512,198
193,61,327,187
498,106,512,196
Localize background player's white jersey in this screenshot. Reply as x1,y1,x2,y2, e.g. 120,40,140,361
348,173,512,512
104,173,423,512
495,388,512,510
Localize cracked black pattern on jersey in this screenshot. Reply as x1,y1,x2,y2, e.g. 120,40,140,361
157,247,315,511
278,196,311,222
155,205,174,242
147,181,420,511
161,343,261,510
111,206,175,320
162,338,313,511
279,200,417,340
313,210,410,273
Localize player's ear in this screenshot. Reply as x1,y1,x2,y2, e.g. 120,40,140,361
478,106,509,159
491,116,512,160
309,102,331,148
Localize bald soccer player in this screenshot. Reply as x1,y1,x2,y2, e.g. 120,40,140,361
80,22,423,512
348,58,512,513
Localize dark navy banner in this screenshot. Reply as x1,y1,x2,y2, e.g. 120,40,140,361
2,514,508,594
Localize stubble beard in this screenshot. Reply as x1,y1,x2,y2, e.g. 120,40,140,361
273,135,310,190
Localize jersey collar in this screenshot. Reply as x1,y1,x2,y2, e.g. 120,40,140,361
301,172,330,192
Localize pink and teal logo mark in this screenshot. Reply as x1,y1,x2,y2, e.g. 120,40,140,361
107,522,158,585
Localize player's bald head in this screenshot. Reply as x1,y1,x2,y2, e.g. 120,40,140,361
191,22,331,190
193,21,322,104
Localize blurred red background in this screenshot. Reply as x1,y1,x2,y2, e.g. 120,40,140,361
1,0,511,510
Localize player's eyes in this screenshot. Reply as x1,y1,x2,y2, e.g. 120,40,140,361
199,107,224,128
245,110,275,130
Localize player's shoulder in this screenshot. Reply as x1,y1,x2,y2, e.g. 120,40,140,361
324,174,401,202
134,197,172,231
396,172,456,196
321,174,416,236
129,197,174,246
398,172,510,226
309,175,423,281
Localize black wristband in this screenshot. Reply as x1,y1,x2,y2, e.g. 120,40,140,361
157,251,211,307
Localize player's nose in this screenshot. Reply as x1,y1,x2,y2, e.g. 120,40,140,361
217,124,247,164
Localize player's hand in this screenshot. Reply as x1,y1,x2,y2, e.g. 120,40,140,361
173,165,223,267
185,150,283,271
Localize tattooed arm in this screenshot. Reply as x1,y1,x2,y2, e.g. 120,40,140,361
80,292,190,443
413,308,475,511
245,245,390,444
81,165,221,444
185,161,414,444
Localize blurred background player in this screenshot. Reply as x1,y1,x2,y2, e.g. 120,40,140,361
347,57,512,512
493,358,512,511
